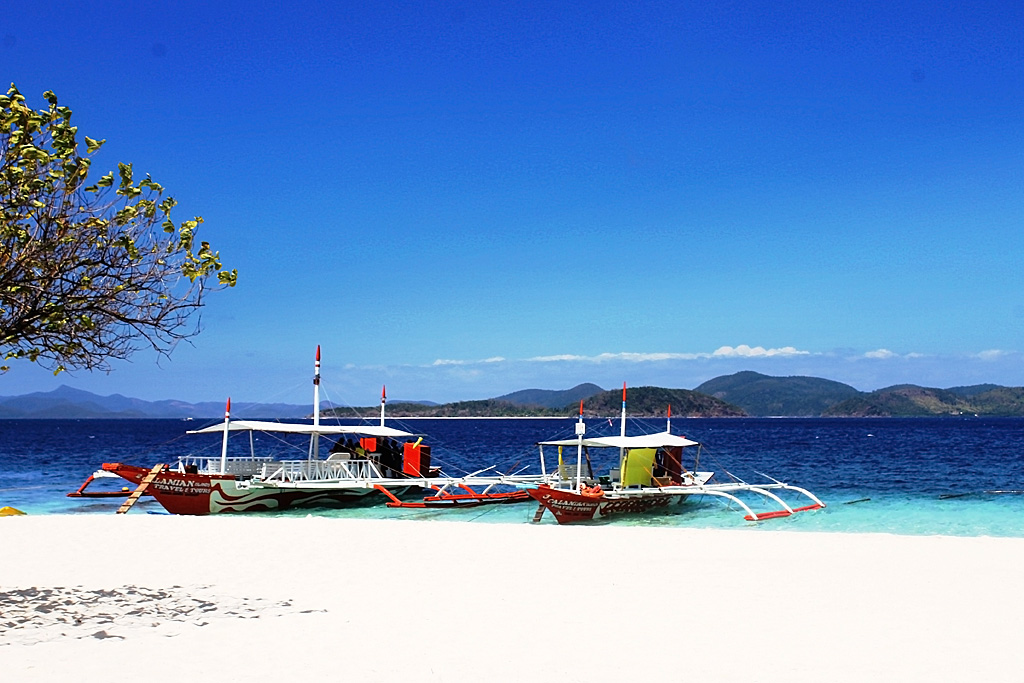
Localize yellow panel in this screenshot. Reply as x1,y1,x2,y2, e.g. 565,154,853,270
622,448,656,487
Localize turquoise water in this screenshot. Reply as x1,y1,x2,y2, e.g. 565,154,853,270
2,417,1023,537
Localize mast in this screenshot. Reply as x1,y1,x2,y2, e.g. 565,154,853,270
619,383,626,485
620,382,627,438
219,397,231,475
310,345,321,461
575,399,585,493
667,404,671,434
380,385,386,426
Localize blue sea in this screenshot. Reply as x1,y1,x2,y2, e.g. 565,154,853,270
2,416,1023,537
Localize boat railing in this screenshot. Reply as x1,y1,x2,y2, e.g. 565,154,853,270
260,459,384,482
177,456,279,477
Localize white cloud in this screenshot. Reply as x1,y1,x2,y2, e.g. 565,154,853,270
609,352,704,362
432,356,506,366
527,351,703,363
711,345,810,358
976,349,1008,361
484,346,816,365
860,349,931,360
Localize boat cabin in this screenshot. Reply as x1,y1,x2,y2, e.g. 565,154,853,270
539,432,705,490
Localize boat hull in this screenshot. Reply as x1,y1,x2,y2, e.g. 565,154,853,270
103,463,393,515
527,485,688,524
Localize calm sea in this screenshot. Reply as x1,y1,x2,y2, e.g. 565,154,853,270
2,416,1022,537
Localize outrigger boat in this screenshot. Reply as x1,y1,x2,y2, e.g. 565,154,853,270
527,387,825,524
99,348,547,515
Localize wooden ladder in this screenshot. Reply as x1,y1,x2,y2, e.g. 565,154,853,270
116,464,165,514
531,503,546,523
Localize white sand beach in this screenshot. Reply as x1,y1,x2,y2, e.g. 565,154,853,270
1,515,1022,682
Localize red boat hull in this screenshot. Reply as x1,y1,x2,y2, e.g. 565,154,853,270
527,485,683,524
102,463,381,515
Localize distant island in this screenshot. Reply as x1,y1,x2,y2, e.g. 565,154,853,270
320,374,1024,418
696,372,1024,417
322,385,745,419
3,373,1024,418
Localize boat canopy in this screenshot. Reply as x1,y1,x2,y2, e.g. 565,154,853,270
538,432,699,449
187,420,417,439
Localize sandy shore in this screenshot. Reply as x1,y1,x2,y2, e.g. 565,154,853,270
1,515,1022,682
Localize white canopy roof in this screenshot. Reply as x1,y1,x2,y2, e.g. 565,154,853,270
538,432,700,449
187,420,416,439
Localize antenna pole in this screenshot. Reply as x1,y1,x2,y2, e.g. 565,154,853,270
619,383,627,485
219,397,231,475
620,382,627,438
575,399,586,493
380,385,386,427
310,346,321,461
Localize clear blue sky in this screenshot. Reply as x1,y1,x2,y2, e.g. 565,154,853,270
3,1,1022,405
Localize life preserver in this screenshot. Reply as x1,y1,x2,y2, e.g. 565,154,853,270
581,485,604,498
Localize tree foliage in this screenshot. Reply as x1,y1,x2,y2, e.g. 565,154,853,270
0,84,237,374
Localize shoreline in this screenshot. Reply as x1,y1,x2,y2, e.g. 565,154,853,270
2,515,1023,681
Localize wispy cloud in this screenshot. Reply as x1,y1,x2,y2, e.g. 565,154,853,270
976,349,1009,361
527,352,701,363
710,345,810,358
432,356,506,366
860,349,929,360
525,346,811,364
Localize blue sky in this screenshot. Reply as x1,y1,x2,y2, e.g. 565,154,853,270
2,1,1022,405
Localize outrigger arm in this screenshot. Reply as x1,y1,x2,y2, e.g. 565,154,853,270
693,489,761,520
780,484,826,509
687,483,826,521
747,486,795,515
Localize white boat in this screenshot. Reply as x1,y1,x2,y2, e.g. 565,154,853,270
100,348,547,514
527,387,826,524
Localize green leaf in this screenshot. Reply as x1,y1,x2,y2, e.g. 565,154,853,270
84,136,105,153
117,162,133,187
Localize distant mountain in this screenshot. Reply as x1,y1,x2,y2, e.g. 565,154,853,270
696,371,860,416
365,399,562,418
825,384,1024,417
946,384,1003,398
0,385,309,419
582,386,745,417
327,385,742,418
6,376,1024,419
495,383,605,409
